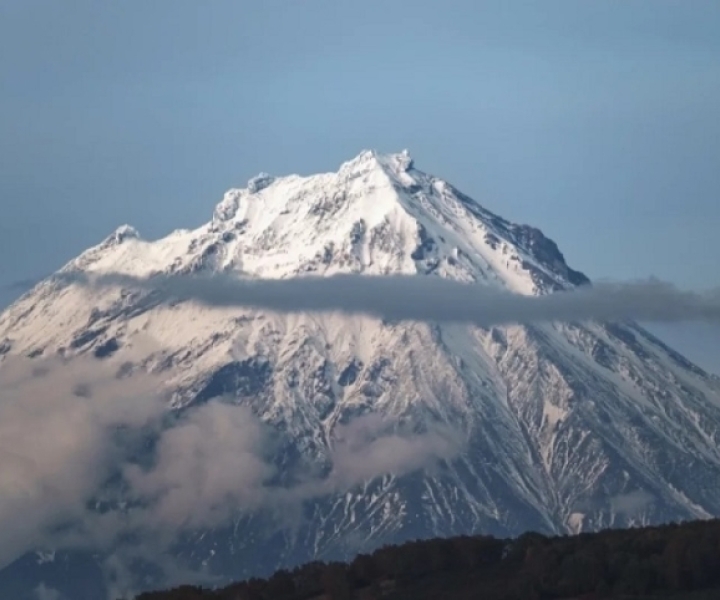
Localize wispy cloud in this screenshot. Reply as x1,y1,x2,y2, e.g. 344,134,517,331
123,401,274,531
34,583,63,600
60,271,720,326
0,351,460,596
0,355,165,570
325,414,459,491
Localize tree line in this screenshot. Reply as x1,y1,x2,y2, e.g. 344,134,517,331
130,518,720,599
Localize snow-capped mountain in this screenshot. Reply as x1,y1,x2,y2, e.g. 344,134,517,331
2,150,720,597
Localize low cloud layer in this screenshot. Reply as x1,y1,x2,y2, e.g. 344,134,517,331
0,352,460,595
327,414,459,489
123,401,274,531
33,583,62,600
0,355,165,570
62,271,720,326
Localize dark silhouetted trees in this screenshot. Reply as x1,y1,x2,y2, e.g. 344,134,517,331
130,518,720,600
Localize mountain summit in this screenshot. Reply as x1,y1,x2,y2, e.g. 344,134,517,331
1,150,719,597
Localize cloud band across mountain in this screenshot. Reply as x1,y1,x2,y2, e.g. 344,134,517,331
62,272,720,325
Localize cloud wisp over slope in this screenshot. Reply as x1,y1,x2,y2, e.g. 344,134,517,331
62,271,720,326
0,352,461,596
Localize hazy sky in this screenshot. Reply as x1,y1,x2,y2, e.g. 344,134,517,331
1,1,718,371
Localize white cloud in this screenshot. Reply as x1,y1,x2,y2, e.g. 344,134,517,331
0,351,462,591
124,402,273,530
34,583,63,600
326,414,460,489
0,354,165,570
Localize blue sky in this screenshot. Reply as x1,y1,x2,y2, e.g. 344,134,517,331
1,0,718,371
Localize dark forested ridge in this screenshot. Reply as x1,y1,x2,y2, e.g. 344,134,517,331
130,519,720,600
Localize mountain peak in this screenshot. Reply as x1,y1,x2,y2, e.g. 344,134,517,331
48,150,590,294
247,172,275,193
339,149,414,177
104,224,141,246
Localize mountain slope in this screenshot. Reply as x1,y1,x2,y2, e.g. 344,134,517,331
1,150,719,597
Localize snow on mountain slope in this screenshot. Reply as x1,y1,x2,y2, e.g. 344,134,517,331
1,150,719,596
